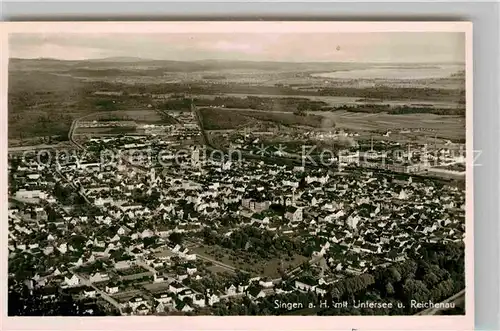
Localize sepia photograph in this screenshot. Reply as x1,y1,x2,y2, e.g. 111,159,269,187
3,22,472,324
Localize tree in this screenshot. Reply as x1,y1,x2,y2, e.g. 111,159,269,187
399,260,418,280
359,273,375,288
69,235,87,251
168,232,184,246
143,236,157,248
202,227,218,245
330,287,342,300
294,109,306,116
423,272,440,287
385,283,395,296
95,99,117,111
402,279,430,303
387,267,402,283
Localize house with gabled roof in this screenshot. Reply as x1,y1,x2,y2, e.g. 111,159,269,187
155,301,168,314
285,206,302,223
176,301,194,313
207,292,220,306
127,296,149,312
89,272,110,283
135,304,150,315
178,289,196,302
192,294,205,307
82,286,97,298
246,285,266,300
62,274,80,288
225,284,237,296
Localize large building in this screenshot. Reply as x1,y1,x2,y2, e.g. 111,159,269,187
241,189,271,212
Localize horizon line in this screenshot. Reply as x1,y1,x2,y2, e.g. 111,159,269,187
9,56,466,65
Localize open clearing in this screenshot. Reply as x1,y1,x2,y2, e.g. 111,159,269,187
191,244,308,279
200,107,326,130
78,109,169,124
200,107,464,141
75,126,137,135
73,109,180,136
311,110,465,141
207,265,231,274
142,282,172,293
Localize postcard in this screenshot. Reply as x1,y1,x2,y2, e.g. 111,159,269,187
2,21,473,331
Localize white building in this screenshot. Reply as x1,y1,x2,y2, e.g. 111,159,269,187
285,206,303,223
105,284,119,294
63,274,80,287
15,189,48,200
89,272,110,283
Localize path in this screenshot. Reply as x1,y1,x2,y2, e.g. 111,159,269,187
54,169,93,205
194,253,237,273
68,112,101,150
135,258,158,275
74,273,124,315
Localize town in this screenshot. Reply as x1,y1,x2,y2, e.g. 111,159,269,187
7,30,468,317
8,101,466,316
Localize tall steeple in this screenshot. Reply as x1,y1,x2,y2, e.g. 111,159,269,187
149,168,156,184
191,146,200,168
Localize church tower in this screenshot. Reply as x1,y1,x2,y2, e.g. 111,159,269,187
149,168,156,185
191,147,201,168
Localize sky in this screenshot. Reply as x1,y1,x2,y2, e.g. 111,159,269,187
9,32,465,63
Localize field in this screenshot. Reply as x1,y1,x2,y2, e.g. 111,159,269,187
142,282,172,293
314,110,465,142
200,108,327,130
200,107,464,143
8,58,466,147
72,109,180,137
199,108,255,130
206,264,231,274
111,289,142,302
239,110,326,128
77,109,178,124
192,244,308,279
75,126,138,135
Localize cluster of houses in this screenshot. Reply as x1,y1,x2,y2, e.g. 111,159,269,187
8,123,465,315
78,120,138,128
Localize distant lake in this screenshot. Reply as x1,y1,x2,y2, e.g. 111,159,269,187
311,65,464,80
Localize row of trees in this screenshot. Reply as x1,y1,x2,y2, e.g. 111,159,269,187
332,104,465,116
194,96,328,113
205,241,465,316
93,83,464,104
322,241,465,315
319,87,465,102
390,106,464,116
157,98,192,111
